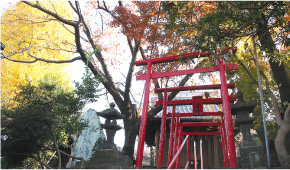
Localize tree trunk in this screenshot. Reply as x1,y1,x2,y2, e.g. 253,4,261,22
51,128,62,169
67,133,80,168
57,149,85,169
256,15,290,112
275,105,290,168
122,117,140,160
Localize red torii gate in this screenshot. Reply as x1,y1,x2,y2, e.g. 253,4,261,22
135,47,238,168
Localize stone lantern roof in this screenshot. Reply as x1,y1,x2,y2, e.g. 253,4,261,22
231,91,257,115
97,103,125,120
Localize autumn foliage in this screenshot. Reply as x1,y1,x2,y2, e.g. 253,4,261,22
1,1,75,108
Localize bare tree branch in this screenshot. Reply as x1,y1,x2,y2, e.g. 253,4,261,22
260,70,282,126
123,43,140,108
22,1,77,26
2,13,56,24
2,32,75,53
68,1,78,13
57,149,85,169
2,54,37,63
51,128,61,169
26,49,82,63
30,154,53,169
237,59,259,85
46,151,57,165
97,1,110,13
73,1,125,111
236,57,282,126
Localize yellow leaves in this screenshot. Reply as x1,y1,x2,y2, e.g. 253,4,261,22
1,1,74,108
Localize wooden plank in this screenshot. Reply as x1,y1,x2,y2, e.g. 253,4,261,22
182,132,221,136
180,122,221,127
213,135,220,168
135,47,237,66
207,136,212,168
155,97,236,106
136,52,211,66
136,64,238,80
166,112,223,117
155,83,236,92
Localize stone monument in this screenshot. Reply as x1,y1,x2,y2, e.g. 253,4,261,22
231,91,265,169
67,108,106,168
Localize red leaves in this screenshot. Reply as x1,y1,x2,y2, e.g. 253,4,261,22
110,2,161,42
111,6,144,41
222,28,230,34
166,2,175,8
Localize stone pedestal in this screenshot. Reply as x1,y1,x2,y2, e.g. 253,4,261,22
73,149,133,169
237,146,264,169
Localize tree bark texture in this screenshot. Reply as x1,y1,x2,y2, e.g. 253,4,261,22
256,15,290,168
275,105,290,168
256,15,290,112
123,118,140,160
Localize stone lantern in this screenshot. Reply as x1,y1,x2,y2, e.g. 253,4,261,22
97,103,124,149
231,91,265,168
231,92,257,147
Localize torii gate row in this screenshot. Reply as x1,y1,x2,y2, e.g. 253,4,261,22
135,47,238,168
154,91,236,169
155,93,234,169
155,83,236,169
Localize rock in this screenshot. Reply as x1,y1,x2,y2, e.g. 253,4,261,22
69,109,106,167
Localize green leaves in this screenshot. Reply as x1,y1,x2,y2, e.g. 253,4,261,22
85,47,100,65
1,75,87,168
74,66,101,104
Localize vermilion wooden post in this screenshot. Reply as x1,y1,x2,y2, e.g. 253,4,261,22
220,117,230,168
173,117,180,154
135,61,152,168
186,137,190,167
157,90,168,168
175,126,183,168
167,105,176,166
219,59,237,168
194,140,197,169
173,117,180,168
200,137,203,169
